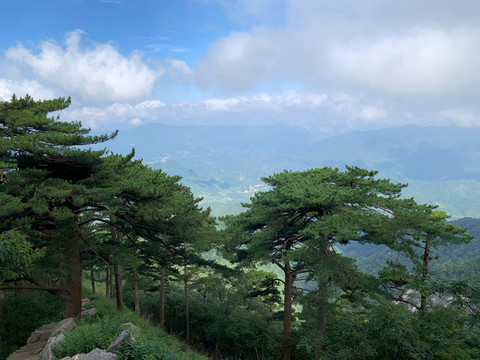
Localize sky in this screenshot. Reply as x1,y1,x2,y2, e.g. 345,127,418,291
1,0,480,134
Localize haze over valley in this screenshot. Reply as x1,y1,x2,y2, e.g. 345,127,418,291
107,122,480,219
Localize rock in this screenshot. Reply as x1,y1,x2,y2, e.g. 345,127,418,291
7,342,46,360
9,318,77,360
106,330,136,354
81,298,92,307
26,318,76,344
40,333,64,360
60,349,116,360
50,318,77,338
81,308,98,317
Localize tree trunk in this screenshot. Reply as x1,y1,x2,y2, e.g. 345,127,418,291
0,289,6,316
315,303,327,360
91,269,96,294
420,237,431,311
133,268,140,316
115,264,123,311
109,266,114,298
106,266,110,298
184,243,190,344
282,261,293,360
110,215,123,310
160,266,166,330
64,236,82,318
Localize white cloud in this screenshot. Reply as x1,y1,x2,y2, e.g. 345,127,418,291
61,88,480,130
203,91,326,111
193,0,480,102
358,105,387,122
439,109,480,127
130,118,144,126
328,28,480,97
194,30,278,89
5,30,162,102
159,59,192,85
0,79,56,101
62,90,395,132
70,99,166,127
166,59,191,75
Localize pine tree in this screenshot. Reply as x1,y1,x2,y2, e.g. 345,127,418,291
0,95,116,317
222,166,407,360
379,203,470,311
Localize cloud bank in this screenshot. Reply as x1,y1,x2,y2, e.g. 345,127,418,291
194,0,480,102
3,0,480,131
62,90,405,132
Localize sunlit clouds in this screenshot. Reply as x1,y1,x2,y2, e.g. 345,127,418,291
0,79,55,101
2,0,480,130
5,30,161,102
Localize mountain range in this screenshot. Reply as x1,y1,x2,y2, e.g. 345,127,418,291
105,123,480,218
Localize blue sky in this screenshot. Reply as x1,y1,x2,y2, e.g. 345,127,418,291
1,0,480,133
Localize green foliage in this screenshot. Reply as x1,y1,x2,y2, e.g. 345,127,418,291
55,295,207,360
56,315,132,357
1,95,216,318
0,292,64,360
221,166,410,356
129,269,282,360
108,123,480,219
3,96,478,359
298,300,480,360
0,95,118,315
117,338,203,360
0,229,44,282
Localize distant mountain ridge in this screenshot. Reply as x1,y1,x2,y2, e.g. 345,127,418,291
107,123,480,218
305,125,480,181
341,217,480,278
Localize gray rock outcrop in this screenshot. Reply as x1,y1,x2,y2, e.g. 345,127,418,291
40,334,65,360
7,298,98,360
7,318,76,360
80,308,98,317
106,330,136,354
60,349,116,360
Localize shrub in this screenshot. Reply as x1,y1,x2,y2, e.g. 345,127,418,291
55,315,131,357
0,292,64,360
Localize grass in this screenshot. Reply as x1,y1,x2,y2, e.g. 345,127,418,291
55,285,208,360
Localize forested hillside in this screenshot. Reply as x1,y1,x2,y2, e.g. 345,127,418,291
1,97,479,360
341,217,480,278
106,123,480,218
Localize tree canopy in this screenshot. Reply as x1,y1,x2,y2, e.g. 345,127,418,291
0,95,215,317
1,95,478,360
222,167,472,360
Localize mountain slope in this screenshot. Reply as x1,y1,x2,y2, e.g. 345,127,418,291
341,217,480,278
106,123,480,217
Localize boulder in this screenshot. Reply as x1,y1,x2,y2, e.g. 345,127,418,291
81,308,98,317
106,331,136,354
40,333,65,360
27,318,76,344
60,349,116,360
50,318,77,338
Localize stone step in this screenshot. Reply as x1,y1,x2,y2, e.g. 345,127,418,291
8,353,42,360
7,342,46,360
18,341,47,353
8,300,93,360
27,329,55,344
